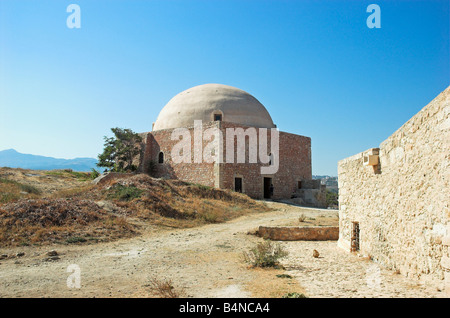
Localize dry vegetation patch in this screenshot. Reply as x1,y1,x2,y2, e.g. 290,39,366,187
0,198,136,247
147,277,184,298
243,240,288,268
0,178,41,204
0,171,271,246
0,167,93,198
96,174,270,228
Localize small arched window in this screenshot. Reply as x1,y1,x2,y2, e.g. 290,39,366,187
158,152,164,164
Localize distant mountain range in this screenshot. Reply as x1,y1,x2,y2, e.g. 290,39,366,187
0,149,98,172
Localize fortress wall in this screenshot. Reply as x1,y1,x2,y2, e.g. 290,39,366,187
338,87,450,286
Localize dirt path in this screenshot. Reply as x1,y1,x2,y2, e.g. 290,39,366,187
0,202,444,298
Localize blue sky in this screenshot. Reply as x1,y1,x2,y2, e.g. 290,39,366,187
0,0,448,175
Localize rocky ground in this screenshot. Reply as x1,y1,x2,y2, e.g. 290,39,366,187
0,201,444,298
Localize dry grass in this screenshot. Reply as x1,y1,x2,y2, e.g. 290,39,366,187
298,213,307,222
148,277,183,298
99,175,271,228
0,167,91,197
0,178,41,204
44,170,92,181
0,170,271,246
50,184,96,199
0,198,136,247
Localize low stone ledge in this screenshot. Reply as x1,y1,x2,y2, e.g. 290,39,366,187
257,226,339,241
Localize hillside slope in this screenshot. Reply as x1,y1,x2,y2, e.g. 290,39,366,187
0,169,270,246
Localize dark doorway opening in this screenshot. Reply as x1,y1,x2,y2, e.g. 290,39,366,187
351,222,360,252
263,177,272,199
234,177,242,193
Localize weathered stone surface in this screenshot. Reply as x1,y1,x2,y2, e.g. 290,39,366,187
312,249,320,258
258,226,339,241
441,256,450,270
338,86,450,290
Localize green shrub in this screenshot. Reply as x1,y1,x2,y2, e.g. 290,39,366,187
66,236,87,244
326,189,339,207
276,274,292,279
194,184,211,191
243,240,288,268
90,168,101,180
18,183,41,195
283,292,308,298
0,193,20,203
108,184,143,201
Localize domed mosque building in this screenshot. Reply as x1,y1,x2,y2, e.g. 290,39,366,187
138,84,326,206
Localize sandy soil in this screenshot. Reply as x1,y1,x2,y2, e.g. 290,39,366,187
0,202,444,298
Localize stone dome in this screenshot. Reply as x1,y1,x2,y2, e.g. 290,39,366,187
152,84,276,131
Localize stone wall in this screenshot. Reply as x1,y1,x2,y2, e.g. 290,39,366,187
258,226,339,241
338,86,450,287
442,225,450,296
298,179,321,189
141,122,218,187
294,186,327,208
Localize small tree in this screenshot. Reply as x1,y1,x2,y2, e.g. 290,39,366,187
326,190,339,208
97,127,143,172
